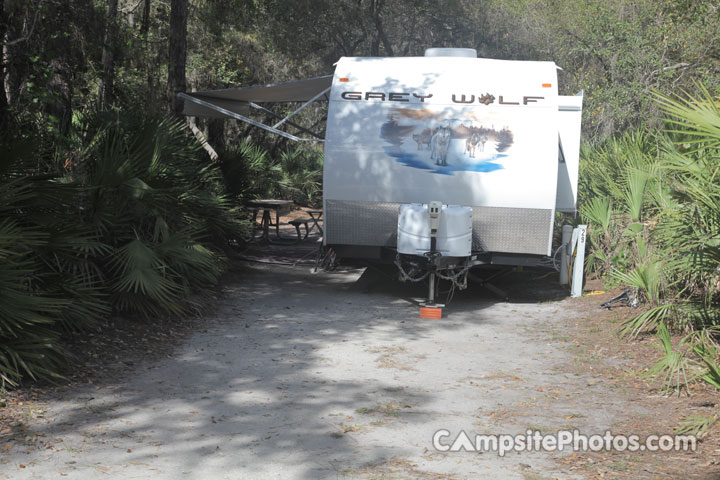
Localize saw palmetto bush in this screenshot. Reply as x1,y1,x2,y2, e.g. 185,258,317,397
0,136,109,386
0,111,246,386
218,141,283,200
70,111,246,317
579,129,663,282
0,220,67,387
218,141,323,207
279,146,323,207
582,88,720,330
580,85,720,433
579,197,618,276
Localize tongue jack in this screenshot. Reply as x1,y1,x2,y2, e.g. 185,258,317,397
420,201,444,319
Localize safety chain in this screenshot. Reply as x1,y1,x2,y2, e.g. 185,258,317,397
436,264,471,290
395,253,472,289
394,253,430,283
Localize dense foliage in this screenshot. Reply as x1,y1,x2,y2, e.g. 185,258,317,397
579,89,720,435
0,112,248,386
219,142,323,207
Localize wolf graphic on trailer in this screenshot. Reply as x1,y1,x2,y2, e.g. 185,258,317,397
464,132,487,158
429,127,451,166
179,47,585,299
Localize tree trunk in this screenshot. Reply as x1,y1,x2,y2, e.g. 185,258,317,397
185,86,218,161
0,0,8,128
47,58,73,135
187,116,219,161
207,118,224,150
139,0,153,106
98,0,119,109
47,0,73,135
140,0,150,37
371,0,393,57
167,0,188,116
2,0,26,111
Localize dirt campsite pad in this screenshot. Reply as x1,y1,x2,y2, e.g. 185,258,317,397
1,262,717,479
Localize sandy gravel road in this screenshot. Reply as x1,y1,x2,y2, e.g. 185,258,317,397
1,263,646,479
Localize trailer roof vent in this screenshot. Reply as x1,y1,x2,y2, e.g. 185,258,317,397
424,48,477,58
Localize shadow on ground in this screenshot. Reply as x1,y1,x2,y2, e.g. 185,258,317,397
3,255,583,480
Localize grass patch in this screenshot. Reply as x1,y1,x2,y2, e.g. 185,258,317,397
355,404,402,417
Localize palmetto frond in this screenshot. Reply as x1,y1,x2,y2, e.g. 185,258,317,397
580,197,613,232
1,110,244,384
0,218,67,386
654,84,720,151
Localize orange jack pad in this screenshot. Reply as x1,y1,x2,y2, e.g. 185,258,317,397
420,307,442,319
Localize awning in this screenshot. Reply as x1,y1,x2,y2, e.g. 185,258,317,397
186,75,333,104
180,75,333,141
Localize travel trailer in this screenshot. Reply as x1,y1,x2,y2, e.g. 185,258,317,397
180,48,586,303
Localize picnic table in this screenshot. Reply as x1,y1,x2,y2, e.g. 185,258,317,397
307,210,323,235
287,209,323,241
247,199,294,243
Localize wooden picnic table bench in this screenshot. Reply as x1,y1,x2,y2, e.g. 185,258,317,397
287,209,323,241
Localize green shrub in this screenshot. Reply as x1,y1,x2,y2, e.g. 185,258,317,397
70,111,244,316
580,86,720,407
279,146,323,207
0,137,108,386
218,141,323,207
0,111,248,386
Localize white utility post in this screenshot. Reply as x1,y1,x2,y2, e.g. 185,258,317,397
570,225,587,298
560,224,573,285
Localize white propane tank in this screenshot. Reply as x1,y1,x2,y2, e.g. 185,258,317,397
397,204,473,257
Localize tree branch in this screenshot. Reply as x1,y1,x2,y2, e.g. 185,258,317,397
4,0,42,46
187,116,219,162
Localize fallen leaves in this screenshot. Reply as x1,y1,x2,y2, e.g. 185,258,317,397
340,423,362,433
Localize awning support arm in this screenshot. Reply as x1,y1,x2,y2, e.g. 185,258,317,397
178,93,320,142
271,86,332,129
248,102,325,140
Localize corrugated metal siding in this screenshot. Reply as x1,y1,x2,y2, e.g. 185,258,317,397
325,200,552,255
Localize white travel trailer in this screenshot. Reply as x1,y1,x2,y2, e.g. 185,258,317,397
180,48,584,298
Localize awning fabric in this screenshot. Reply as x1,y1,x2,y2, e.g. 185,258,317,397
182,75,333,118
